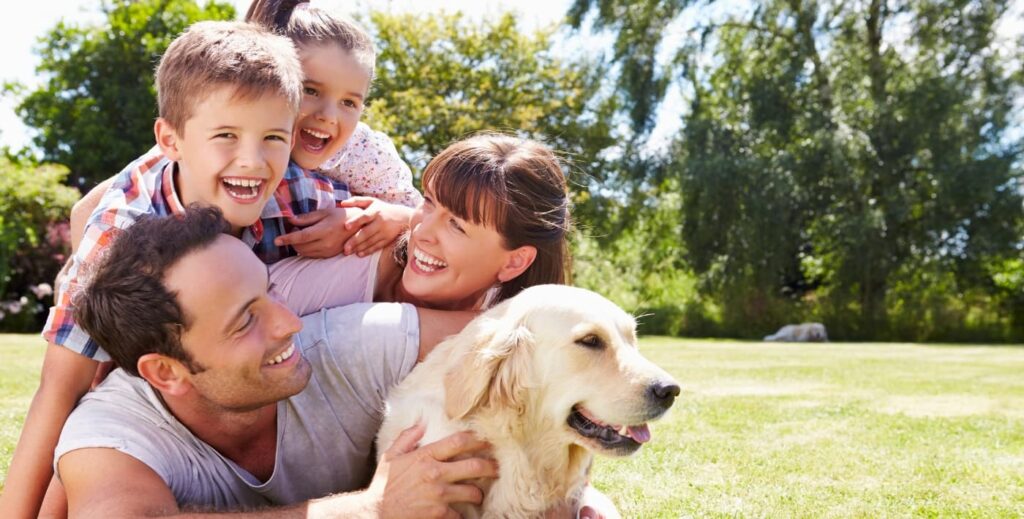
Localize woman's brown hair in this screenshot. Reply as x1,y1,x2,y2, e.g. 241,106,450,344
421,133,572,303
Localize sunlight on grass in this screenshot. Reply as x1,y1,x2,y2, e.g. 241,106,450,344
1,334,1022,515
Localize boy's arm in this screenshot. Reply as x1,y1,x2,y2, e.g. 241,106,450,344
0,344,97,518
70,178,114,252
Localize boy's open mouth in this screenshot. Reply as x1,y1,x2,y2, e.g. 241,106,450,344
222,177,264,201
299,128,333,153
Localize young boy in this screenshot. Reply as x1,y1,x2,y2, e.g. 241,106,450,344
0,20,359,517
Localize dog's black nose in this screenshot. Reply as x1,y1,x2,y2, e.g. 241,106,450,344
648,381,681,408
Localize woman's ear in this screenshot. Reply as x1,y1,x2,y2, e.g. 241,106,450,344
153,118,183,161
137,353,192,397
496,245,537,283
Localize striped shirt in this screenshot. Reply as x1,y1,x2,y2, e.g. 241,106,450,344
42,146,350,360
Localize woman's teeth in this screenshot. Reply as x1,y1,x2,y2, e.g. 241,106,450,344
265,344,295,366
413,248,447,272
222,178,262,200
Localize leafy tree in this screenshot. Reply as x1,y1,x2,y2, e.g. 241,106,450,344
12,0,235,188
571,0,1024,340
363,11,619,194
0,157,79,331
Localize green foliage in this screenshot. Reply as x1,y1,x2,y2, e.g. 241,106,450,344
12,0,235,188
575,0,1024,341
0,157,79,331
363,11,618,185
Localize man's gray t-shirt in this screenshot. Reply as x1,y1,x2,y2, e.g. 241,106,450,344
54,302,419,509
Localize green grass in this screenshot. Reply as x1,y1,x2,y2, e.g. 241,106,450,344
0,334,46,493
2,335,1023,516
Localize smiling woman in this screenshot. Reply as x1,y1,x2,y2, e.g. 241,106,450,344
269,132,573,314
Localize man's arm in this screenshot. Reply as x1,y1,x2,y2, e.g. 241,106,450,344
60,425,496,518
0,345,97,518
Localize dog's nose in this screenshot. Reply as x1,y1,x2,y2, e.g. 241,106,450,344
648,381,681,408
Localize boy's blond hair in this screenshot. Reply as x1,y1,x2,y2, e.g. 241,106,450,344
155,21,303,133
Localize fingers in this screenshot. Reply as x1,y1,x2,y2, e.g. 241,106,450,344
384,422,427,458
344,211,377,231
275,227,317,247
285,208,330,227
338,196,376,209
422,431,491,462
441,482,485,506
437,457,499,483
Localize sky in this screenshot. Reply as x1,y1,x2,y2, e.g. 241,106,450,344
2,1,1022,156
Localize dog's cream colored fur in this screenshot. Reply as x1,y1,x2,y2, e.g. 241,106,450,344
376,285,678,518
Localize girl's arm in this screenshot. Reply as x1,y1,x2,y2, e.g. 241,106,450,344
0,344,97,518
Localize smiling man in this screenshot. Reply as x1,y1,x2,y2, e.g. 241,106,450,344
54,207,496,517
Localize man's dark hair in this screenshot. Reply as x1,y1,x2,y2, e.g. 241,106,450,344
76,206,230,377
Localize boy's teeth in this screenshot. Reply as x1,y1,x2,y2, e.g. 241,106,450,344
223,178,262,187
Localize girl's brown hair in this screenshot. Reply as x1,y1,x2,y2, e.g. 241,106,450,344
245,0,376,79
422,133,572,303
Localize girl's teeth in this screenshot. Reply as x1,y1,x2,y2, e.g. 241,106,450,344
303,128,331,139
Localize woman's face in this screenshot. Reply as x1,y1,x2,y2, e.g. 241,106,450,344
401,190,527,310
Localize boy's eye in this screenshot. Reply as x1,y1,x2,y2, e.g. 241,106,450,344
266,134,289,143
215,132,236,139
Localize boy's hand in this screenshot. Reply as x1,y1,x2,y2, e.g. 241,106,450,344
276,206,364,258
339,197,414,257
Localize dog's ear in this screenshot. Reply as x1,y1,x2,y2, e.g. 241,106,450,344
444,317,533,420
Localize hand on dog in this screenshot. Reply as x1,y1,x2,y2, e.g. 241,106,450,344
368,423,499,519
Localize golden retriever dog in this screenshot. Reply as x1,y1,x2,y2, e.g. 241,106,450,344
763,322,829,342
376,284,680,518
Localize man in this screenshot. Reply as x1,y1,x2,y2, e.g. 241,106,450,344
55,206,496,517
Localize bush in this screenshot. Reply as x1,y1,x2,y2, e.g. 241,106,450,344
0,157,77,332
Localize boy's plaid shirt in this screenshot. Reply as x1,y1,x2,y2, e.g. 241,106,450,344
42,146,350,360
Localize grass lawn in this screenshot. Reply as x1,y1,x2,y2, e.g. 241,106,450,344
2,334,1023,516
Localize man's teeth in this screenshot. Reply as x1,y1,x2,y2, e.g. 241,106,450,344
265,344,295,366
303,128,331,139
413,248,447,272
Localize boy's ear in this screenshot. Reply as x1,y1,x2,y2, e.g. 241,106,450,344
154,118,184,161
137,353,192,397
497,245,537,283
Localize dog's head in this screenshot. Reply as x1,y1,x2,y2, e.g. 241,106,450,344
444,285,680,456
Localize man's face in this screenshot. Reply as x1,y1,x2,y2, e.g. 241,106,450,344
165,87,295,235
164,235,310,411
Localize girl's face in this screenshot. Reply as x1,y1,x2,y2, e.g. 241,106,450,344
401,189,534,310
292,44,370,171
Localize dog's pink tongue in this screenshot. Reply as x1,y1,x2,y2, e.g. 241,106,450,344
627,424,651,443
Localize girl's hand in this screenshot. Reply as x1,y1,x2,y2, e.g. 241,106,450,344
339,197,413,257
276,206,364,257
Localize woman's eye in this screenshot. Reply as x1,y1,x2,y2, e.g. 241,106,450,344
449,218,465,233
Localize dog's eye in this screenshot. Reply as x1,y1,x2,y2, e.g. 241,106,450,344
575,334,604,349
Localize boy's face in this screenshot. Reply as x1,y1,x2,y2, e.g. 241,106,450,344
292,44,371,171
157,87,295,234
165,234,310,411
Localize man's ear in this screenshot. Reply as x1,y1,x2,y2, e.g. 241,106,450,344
137,353,192,397
496,245,537,283
154,118,183,161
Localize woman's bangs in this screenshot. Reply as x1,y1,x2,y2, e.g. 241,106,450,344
428,163,508,230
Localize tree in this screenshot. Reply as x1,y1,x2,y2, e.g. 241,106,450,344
571,0,1024,340
363,11,619,190
12,0,235,188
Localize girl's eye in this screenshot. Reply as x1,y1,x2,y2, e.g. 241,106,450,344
303,86,318,96
343,99,357,108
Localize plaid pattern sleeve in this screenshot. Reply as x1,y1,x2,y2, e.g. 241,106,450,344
42,147,176,359
247,162,352,264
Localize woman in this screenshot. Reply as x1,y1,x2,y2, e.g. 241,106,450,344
269,133,572,315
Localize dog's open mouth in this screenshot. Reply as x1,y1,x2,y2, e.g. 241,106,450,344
568,405,651,454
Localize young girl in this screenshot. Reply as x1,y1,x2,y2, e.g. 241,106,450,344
246,0,423,257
